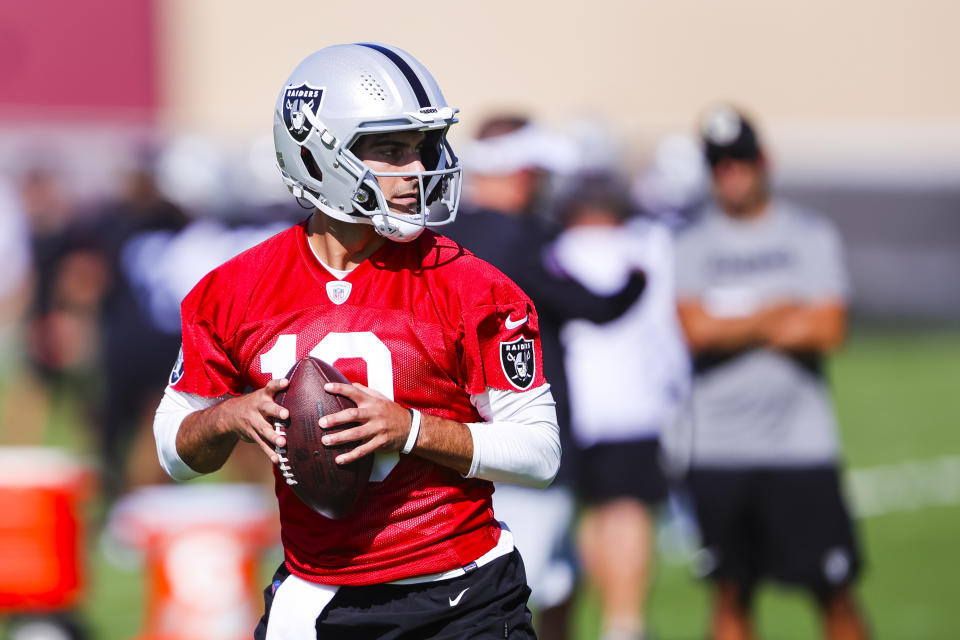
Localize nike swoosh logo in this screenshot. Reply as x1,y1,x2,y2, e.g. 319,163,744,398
505,314,528,330
449,587,469,607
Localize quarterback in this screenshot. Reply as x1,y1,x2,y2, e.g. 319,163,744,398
153,43,560,639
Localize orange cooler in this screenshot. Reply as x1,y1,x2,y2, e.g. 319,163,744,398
106,484,278,640
0,447,93,612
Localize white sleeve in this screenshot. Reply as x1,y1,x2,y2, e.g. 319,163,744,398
153,385,226,481
464,383,561,489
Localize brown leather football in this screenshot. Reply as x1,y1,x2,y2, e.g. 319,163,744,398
273,356,372,519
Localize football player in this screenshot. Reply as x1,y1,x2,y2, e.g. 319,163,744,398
153,43,561,639
673,105,869,640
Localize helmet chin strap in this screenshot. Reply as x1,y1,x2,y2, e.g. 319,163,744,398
356,170,428,242
371,214,425,243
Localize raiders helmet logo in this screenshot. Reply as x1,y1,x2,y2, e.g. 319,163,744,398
282,83,325,144
500,337,536,390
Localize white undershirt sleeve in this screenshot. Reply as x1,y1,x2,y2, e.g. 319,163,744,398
157,382,561,487
153,385,227,481
465,383,561,489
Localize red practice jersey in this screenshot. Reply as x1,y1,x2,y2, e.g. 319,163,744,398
173,221,546,585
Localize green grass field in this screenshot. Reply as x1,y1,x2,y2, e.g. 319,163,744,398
3,325,959,639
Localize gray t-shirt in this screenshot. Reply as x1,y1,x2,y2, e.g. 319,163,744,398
673,200,849,468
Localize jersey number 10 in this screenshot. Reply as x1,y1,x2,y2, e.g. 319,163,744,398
260,331,399,481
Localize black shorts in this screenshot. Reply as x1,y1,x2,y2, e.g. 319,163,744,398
254,549,536,640
687,466,862,592
576,438,668,506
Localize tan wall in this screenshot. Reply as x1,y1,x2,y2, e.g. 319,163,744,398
159,0,960,174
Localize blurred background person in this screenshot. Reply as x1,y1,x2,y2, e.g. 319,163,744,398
12,167,106,446
0,179,34,442
550,175,690,640
445,115,646,640
79,161,191,497
671,105,869,640
0,180,32,337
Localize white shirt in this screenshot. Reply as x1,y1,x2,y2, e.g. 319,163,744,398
552,217,690,447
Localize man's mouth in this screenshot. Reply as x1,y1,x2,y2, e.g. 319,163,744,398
387,192,420,216
391,193,420,211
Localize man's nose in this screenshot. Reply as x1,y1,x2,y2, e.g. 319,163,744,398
400,148,425,175
403,156,425,175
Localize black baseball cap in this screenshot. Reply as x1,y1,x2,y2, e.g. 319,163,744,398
699,105,761,167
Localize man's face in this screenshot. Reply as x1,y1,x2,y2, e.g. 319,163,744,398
711,157,768,216
352,130,426,215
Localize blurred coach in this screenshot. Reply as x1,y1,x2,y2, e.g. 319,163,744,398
672,106,869,640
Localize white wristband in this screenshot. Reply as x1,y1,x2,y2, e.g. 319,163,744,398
402,409,422,454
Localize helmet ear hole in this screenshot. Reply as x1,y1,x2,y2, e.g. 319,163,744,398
421,131,442,172
300,147,323,182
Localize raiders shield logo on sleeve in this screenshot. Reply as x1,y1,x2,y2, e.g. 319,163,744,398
169,346,185,385
500,337,536,390
282,83,325,144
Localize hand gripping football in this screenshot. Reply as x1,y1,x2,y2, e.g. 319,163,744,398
273,356,373,519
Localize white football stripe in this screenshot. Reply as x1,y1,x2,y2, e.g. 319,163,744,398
846,455,960,518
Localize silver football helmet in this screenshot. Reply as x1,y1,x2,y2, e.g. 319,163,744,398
273,43,462,242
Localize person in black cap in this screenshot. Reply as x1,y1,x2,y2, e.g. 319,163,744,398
669,105,870,640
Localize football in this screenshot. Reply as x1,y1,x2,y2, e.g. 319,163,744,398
273,356,373,519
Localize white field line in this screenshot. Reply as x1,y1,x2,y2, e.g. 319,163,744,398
846,456,960,518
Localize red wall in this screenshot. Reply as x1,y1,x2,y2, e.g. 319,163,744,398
0,0,158,122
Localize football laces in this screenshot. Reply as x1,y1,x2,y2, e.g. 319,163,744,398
273,420,297,486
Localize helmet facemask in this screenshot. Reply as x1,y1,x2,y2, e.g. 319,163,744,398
281,113,462,243
338,127,462,242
